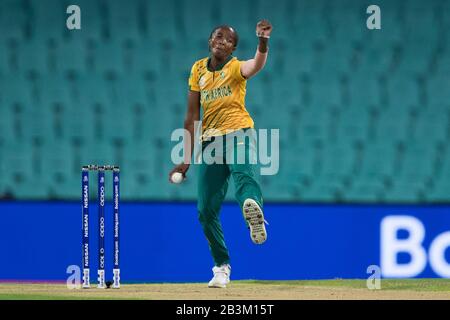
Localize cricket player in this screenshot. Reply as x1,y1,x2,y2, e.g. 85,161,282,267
169,20,273,288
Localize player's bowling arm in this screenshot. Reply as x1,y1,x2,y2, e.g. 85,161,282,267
168,90,199,182
183,90,200,164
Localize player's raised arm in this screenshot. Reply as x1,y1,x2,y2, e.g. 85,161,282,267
240,20,273,79
168,90,200,182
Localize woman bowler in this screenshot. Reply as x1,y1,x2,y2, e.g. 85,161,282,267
169,20,273,288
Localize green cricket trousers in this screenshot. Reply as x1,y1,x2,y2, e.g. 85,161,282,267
197,128,263,267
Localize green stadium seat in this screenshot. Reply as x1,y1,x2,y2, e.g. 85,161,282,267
246,81,266,108
0,39,9,72
94,40,127,74
146,0,179,41
5,176,49,199
427,75,450,106
284,47,315,76
399,142,436,178
107,73,148,108
318,44,352,75
413,110,448,144
398,42,434,75
108,0,141,42
155,86,186,114
21,106,53,143
348,77,380,108
365,2,403,46
309,74,342,107
100,108,134,144
330,5,366,43
320,143,356,182
17,40,49,74
0,1,27,41
1,73,34,110
38,73,73,106
375,107,409,143
78,141,117,168
40,142,77,199
74,73,109,106
290,5,328,45
0,176,6,198
121,141,157,199
426,188,450,203
300,182,339,202
128,40,159,74
179,0,214,42
343,182,384,202
33,0,67,41
436,149,450,180
1,142,35,198
426,171,450,202
281,145,317,184
298,104,333,142
269,75,302,106
220,7,253,37
0,102,16,143
359,142,397,183
267,181,301,202
0,0,449,202
55,38,88,74
70,0,103,41
387,76,419,109
355,45,392,76
382,183,422,203
59,100,97,143
337,106,370,142
436,49,450,73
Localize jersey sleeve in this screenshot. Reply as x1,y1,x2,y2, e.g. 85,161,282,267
233,59,247,81
188,62,200,92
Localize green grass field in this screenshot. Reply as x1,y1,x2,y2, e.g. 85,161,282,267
0,279,449,300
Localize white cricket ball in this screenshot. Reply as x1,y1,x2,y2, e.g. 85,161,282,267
171,172,184,184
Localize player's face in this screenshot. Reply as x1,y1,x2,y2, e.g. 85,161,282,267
209,27,236,59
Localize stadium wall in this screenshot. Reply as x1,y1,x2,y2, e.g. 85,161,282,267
1,202,449,282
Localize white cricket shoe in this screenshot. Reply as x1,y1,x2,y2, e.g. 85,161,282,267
243,198,267,244
208,264,231,288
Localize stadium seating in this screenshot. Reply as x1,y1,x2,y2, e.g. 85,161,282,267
0,0,449,203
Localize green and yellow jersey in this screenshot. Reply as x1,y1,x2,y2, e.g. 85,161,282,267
188,56,254,140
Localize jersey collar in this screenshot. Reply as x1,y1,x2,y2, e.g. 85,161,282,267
207,55,233,72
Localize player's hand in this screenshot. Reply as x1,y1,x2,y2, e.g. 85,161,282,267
256,20,272,38
168,163,190,183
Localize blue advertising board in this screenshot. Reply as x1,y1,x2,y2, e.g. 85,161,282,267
0,202,449,282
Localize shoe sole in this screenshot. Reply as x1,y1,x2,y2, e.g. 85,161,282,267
208,284,227,288
208,279,229,288
243,199,267,244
